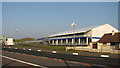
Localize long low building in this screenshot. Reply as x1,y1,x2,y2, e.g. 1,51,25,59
48,24,118,46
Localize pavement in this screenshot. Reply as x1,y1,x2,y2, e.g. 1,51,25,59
1,47,120,68
2,50,86,68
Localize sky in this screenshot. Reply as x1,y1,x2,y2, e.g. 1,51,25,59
0,1,2,36
2,2,119,39
2,0,120,2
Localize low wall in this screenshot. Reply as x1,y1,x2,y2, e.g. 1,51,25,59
66,46,120,54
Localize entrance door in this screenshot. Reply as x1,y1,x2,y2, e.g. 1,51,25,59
93,43,97,49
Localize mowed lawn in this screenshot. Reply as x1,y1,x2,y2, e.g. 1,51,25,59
8,43,66,51
6,43,94,54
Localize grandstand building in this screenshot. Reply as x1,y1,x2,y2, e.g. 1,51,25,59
48,24,118,46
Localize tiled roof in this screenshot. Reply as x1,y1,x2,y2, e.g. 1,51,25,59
98,32,120,43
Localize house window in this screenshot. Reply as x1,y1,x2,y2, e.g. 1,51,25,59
103,43,107,45
92,43,97,49
111,42,116,45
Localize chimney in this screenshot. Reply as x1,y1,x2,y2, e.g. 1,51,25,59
112,30,115,35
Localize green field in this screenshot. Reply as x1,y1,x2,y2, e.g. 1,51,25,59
9,43,66,51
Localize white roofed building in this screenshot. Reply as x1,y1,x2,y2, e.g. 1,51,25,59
48,24,118,46
0,36,14,45
5,38,14,45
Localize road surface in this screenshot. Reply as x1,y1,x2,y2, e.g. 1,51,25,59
2,50,85,68
1,56,41,68
1,47,120,68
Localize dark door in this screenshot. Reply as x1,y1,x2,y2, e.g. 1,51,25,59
93,43,97,49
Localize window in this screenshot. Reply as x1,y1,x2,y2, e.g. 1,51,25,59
103,43,107,45
111,42,116,45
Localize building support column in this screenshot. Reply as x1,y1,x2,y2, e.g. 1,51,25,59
52,40,54,45
72,39,74,45
72,39,76,50
86,37,88,45
56,40,58,45
66,39,68,45
79,38,81,45
49,40,51,45
61,40,63,45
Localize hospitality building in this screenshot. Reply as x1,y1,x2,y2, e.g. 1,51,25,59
48,24,118,46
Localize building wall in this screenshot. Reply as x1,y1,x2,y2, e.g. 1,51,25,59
85,30,92,37
92,39,99,42
5,38,14,45
68,42,120,54
92,24,118,38
91,24,118,42
97,43,112,52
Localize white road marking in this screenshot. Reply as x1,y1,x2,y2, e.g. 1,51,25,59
52,51,57,54
93,64,106,67
23,48,25,50
28,49,31,51
0,55,47,68
73,53,78,55
101,55,109,57
37,50,41,52
15,48,17,49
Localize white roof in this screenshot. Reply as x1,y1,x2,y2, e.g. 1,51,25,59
49,24,118,37
49,25,98,37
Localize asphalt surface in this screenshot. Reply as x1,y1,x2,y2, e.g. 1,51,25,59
2,50,85,68
2,57,40,68
7,45,120,58
2,47,120,68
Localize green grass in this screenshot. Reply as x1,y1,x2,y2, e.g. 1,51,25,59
24,43,65,50
40,45,65,51
9,43,66,51
9,45,34,49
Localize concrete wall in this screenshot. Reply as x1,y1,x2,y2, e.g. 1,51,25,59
66,46,120,54
66,42,120,54
66,46,90,51
97,43,111,49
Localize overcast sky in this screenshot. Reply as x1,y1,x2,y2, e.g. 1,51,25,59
2,2,119,39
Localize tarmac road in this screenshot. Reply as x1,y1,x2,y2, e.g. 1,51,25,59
2,50,86,68
2,47,120,68
1,56,42,68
